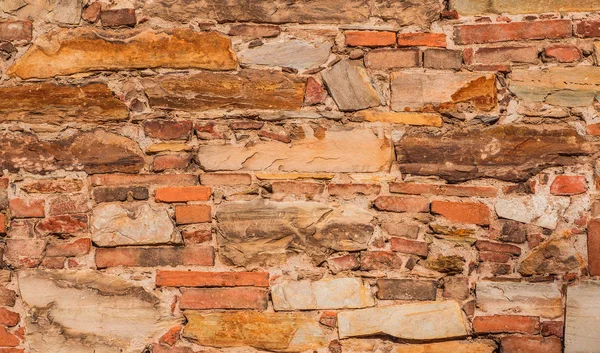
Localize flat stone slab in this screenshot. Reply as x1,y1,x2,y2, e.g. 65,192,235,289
565,281,600,353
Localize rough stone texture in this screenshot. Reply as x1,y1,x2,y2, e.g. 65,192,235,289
450,0,600,15
272,278,374,310
144,70,306,111
1,0,83,24
391,71,496,112
8,28,236,79
476,281,563,319
238,40,331,70
396,125,592,182
518,236,582,276
338,301,468,339
390,341,496,353
322,60,382,111
91,203,182,246
364,49,421,69
183,311,328,351
197,128,392,173
565,281,600,353
0,83,128,124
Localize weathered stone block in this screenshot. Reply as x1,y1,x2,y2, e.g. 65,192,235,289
476,281,562,319
238,40,331,70
322,60,382,111
272,278,374,310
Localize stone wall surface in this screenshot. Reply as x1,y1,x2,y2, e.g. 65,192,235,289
1,0,600,352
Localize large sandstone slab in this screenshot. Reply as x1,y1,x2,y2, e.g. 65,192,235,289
215,200,375,266
0,83,128,124
1,0,82,24
565,281,600,353
0,130,144,175
197,128,392,173
496,195,570,229
272,278,374,310
396,125,592,182
519,236,583,276
338,301,467,340
91,203,182,247
8,28,236,79
322,60,382,111
183,311,327,352
476,281,563,319
510,67,600,107
390,341,497,353
239,40,331,70
450,0,600,15
18,270,176,353
144,70,305,111
391,71,496,112
139,0,441,26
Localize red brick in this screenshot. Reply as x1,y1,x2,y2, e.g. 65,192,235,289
389,183,497,197
100,8,136,27
397,33,446,47
328,254,360,274
431,201,490,225
153,154,191,171
588,123,600,136
475,240,521,255
423,49,463,70
319,311,337,327
200,173,252,186
345,31,397,47
179,287,268,310
541,321,563,338
304,77,328,105
271,181,324,197
544,44,581,63
143,120,192,140
390,237,428,257
455,20,572,44
328,184,381,199
95,246,214,268
576,20,600,37
479,251,510,263
364,49,421,69
0,21,32,42
500,336,561,353
550,175,587,196
175,205,211,225
155,186,211,203
374,196,430,213
90,174,197,186
45,238,91,257
159,325,182,346
360,251,402,270
9,198,45,218
588,219,600,276
473,315,540,334
0,308,19,327
35,214,88,235
474,46,539,64
0,214,5,235
156,271,269,287
0,326,19,347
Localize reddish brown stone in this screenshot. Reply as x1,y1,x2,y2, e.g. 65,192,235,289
3,239,46,268
376,279,437,300
181,226,212,244
95,246,215,268
35,214,88,235
153,154,191,171
500,336,561,353
228,24,281,38
100,9,137,27
175,205,212,225
431,201,490,225
423,49,463,70
474,46,539,64
389,183,497,198
397,32,446,47
48,195,89,216
328,254,360,274
541,321,563,338
9,198,45,218
82,2,102,23
200,173,252,186
360,251,402,270
480,251,511,263
345,31,397,47
499,220,528,244
588,123,600,136
374,196,430,213
0,308,19,327
151,344,193,353
0,21,32,42
476,240,521,255
45,238,91,257
0,287,16,307
156,271,269,287
588,219,600,276
576,20,600,37
229,121,265,130
544,45,581,63
550,175,587,196
455,20,572,44
0,214,6,235
144,120,193,140
93,186,149,203
41,257,65,269
155,186,211,203
258,130,292,143
179,287,268,310
473,315,540,334
390,237,428,257
304,77,328,105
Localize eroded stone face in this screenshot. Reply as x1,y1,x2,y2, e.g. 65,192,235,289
337,301,468,340
271,278,374,310
518,236,583,276
8,28,237,79
183,311,328,351
91,203,182,247
565,281,600,353
238,40,331,70
18,270,177,353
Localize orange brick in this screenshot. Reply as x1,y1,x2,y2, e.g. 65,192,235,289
45,238,91,257
479,251,510,263
431,200,490,225
397,32,446,47
200,173,252,186
500,336,561,353
179,287,268,310
360,251,402,270
550,175,587,196
9,198,45,218
155,186,211,202
0,308,19,327
159,325,182,346
455,20,572,44
175,205,211,225
156,271,269,287
544,44,581,63
152,154,191,171
475,240,521,255
374,196,430,213
473,315,540,334
345,30,397,47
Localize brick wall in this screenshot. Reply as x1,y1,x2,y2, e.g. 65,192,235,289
0,0,600,352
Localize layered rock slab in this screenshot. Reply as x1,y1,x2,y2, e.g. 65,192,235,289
1,0,82,24
272,278,374,310
8,28,237,79
18,270,176,353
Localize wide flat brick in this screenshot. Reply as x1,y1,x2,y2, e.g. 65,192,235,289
101,9,137,27
156,186,211,202
156,271,269,287
0,308,19,327
576,20,600,38
423,49,462,70
45,238,91,257
175,205,212,225
35,214,88,235
360,251,402,270
588,219,600,276
153,155,191,171
95,246,214,268
390,237,428,257
90,174,198,186
144,120,193,140
93,186,149,202
545,44,581,63
0,214,5,235
479,251,511,263
374,196,430,213
397,33,446,47
345,31,397,47
455,20,572,44
179,287,268,310
474,46,539,64
431,201,490,225
550,175,587,196
476,240,521,255
0,21,32,42
377,279,436,300
364,49,421,69
389,183,498,197
328,184,381,199
473,315,540,334
500,336,561,353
